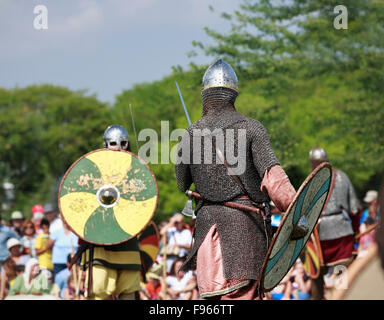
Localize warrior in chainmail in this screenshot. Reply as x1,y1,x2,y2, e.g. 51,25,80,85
175,59,296,300
309,147,360,300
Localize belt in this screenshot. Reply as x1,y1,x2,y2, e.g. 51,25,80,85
201,194,266,215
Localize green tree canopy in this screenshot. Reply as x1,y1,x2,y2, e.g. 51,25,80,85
0,85,111,219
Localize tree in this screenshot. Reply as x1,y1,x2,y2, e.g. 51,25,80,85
0,85,111,218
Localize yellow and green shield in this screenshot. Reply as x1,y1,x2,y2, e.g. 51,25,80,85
58,149,158,245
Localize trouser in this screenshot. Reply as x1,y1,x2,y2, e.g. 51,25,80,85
53,263,67,280
84,265,141,300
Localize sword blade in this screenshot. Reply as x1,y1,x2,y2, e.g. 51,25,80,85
175,80,192,126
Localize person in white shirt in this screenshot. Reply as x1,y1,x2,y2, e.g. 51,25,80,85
160,213,192,273
166,258,196,300
43,203,63,234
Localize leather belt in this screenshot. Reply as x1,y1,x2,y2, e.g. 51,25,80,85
202,195,266,214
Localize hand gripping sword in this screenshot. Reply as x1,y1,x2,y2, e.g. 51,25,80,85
175,81,195,219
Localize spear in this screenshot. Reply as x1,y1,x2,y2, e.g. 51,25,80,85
129,104,139,153
175,81,191,126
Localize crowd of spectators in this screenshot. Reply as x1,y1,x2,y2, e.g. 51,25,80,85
0,203,80,299
0,188,380,300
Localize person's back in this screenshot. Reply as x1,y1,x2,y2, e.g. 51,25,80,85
50,227,78,266
179,109,277,201
175,59,296,300
318,169,359,241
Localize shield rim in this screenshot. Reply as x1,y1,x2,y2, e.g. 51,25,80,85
57,148,159,246
259,162,332,291
138,220,160,274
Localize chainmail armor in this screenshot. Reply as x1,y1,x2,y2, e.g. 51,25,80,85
175,88,279,279
318,169,360,241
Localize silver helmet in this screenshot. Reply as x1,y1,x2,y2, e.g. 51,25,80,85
309,147,329,162
103,125,130,151
202,59,238,93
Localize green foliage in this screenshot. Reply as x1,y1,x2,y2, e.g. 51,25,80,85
0,85,111,219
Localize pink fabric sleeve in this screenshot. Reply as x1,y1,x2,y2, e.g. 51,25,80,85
261,165,296,212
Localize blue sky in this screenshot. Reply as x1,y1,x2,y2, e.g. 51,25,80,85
0,0,239,103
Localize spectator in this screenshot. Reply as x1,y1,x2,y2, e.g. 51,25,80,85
0,257,17,299
63,274,77,300
141,272,163,300
291,261,311,300
34,218,53,272
8,258,51,296
360,190,378,225
43,203,63,234
160,214,192,273
54,254,72,299
31,204,45,235
166,258,196,300
357,209,378,258
46,220,78,277
7,238,30,267
0,222,21,264
9,211,24,237
270,271,293,300
21,219,37,258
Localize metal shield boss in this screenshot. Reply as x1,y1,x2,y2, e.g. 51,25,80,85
260,162,333,291
58,149,158,245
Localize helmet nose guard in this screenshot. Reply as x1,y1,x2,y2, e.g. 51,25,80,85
103,125,130,151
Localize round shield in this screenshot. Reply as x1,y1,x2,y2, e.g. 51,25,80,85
260,162,332,292
138,221,160,274
299,228,323,279
58,149,158,245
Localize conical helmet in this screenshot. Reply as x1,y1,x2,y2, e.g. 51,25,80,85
309,147,328,161
103,125,130,150
202,59,238,93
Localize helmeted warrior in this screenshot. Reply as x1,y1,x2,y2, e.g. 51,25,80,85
103,125,130,151
79,125,142,300
175,59,297,299
309,147,360,299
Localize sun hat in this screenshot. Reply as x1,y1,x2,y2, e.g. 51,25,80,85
364,190,378,203
147,272,161,280
7,238,23,250
11,211,24,220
